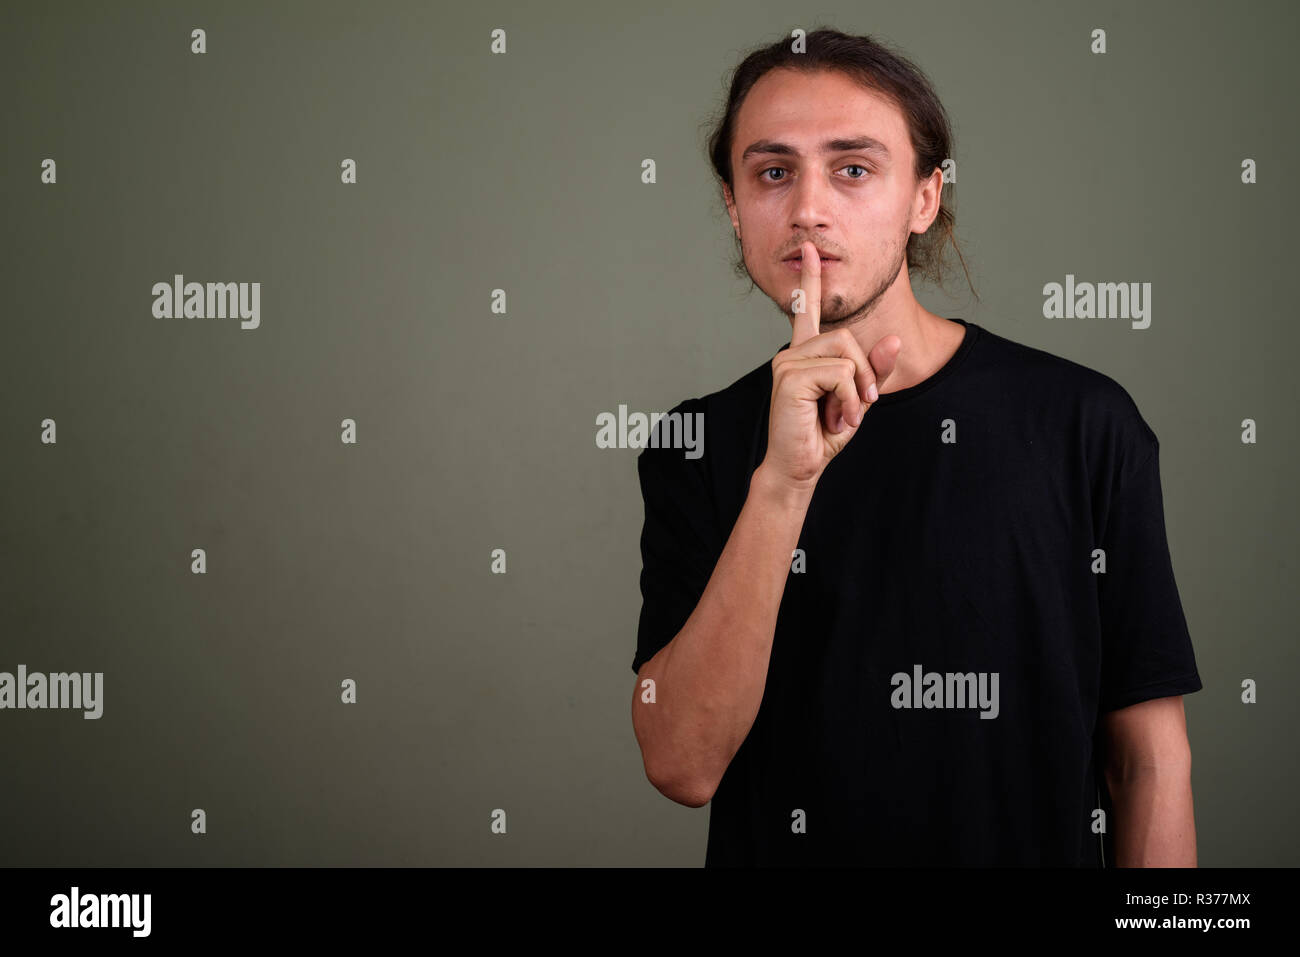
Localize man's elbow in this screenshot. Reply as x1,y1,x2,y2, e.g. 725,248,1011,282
1101,696,1194,787
641,754,714,807
632,667,715,807
649,767,714,808
1105,740,1192,790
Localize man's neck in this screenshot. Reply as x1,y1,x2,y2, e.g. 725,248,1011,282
839,305,966,395
886,311,965,395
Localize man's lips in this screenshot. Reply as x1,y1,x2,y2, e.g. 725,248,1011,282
784,256,840,271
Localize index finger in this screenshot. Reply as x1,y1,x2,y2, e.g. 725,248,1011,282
790,241,821,347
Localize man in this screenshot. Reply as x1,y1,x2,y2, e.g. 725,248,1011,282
629,30,1202,867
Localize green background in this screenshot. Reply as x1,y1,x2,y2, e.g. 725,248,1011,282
1,0,1296,865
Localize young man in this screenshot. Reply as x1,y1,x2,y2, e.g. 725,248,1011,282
630,31,1201,867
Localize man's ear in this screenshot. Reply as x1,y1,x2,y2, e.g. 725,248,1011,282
723,183,740,239
911,167,943,235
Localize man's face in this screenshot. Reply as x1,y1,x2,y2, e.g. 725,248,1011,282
724,68,938,328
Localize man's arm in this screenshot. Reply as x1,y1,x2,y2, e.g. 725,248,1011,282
1101,695,1197,866
631,462,812,807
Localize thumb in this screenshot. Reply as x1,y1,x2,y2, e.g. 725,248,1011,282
871,335,903,387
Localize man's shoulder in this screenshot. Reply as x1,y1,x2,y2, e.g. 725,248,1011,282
978,324,1147,418
637,348,775,476
704,350,775,412
978,324,1159,464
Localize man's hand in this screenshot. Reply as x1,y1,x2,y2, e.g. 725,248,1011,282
762,241,901,493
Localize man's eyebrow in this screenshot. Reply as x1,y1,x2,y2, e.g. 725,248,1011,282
739,136,892,163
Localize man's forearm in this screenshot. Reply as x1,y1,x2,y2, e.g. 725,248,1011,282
1108,765,1197,866
633,463,812,806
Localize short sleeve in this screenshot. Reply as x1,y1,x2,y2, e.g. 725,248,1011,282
632,400,725,675
1096,435,1203,712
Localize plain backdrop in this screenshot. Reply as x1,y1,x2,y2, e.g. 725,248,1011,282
1,0,1296,865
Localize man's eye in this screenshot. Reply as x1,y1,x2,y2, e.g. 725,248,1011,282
759,165,869,183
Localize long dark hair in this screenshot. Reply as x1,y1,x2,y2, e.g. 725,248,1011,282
704,28,978,300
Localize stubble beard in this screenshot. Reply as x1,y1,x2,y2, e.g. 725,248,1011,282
744,230,909,334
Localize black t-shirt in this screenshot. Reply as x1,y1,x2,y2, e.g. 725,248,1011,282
632,318,1203,866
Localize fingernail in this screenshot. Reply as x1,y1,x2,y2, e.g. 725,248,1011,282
867,383,878,401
